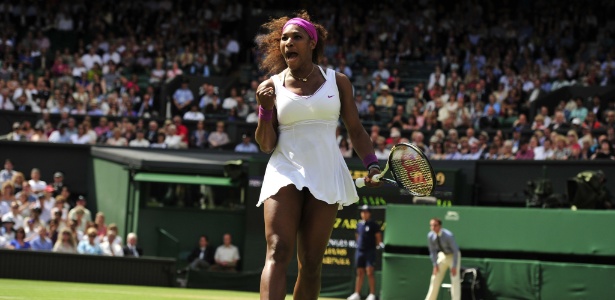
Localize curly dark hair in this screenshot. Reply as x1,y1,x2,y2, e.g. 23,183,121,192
255,10,328,76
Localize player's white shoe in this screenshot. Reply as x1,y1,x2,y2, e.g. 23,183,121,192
347,292,361,300
366,294,376,300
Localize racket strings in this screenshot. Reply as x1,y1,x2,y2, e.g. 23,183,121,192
390,146,434,196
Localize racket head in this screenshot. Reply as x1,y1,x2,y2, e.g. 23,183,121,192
388,143,436,196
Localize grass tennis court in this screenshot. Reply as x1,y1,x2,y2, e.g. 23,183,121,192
0,279,344,300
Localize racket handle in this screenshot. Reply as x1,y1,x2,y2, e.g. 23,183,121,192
355,173,383,188
355,178,366,188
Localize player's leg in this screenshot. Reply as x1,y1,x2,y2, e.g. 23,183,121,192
294,191,339,299
425,252,448,300
260,185,304,300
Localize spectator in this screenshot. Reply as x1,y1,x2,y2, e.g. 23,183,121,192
234,133,259,153
0,159,16,184
591,140,615,160
187,235,215,271
7,227,31,250
94,212,107,238
68,195,92,224
0,182,13,214
515,139,535,160
77,227,103,255
184,104,205,121
48,124,72,143
100,229,124,257
145,121,159,144
3,201,23,230
479,106,500,130
372,61,390,81
1,215,16,240
191,120,209,149
172,116,189,144
106,128,128,146
123,232,143,258
28,168,46,193
208,121,230,149
374,85,394,108
52,228,77,254
30,226,53,251
129,130,150,147
211,233,240,272
172,79,194,115
150,132,168,149
164,125,185,149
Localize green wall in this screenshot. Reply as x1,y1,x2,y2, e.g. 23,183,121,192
385,205,615,256
381,254,615,300
136,207,245,263
93,158,130,238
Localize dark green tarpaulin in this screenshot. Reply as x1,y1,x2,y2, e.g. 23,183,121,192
133,172,235,186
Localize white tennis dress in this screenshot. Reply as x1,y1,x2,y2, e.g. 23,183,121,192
257,67,359,209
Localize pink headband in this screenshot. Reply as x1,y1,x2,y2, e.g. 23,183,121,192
283,18,318,43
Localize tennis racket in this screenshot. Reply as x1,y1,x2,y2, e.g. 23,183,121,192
356,143,435,197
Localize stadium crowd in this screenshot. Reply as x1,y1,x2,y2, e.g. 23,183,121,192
0,0,614,160
0,158,143,256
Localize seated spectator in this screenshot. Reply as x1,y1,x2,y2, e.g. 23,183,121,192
28,168,46,193
211,233,240,272
78,227,103,255
0,182,15,215
100,229,124,257
11,172,25,196
1,215,16,240
515,139,535,160
68,195,92,224
374,85,394,108
150,132,168,149
374,136,390,160
106,128,128,146
123,232,143,258
70,124,93,144
129,130,150,147
184,104,205,121
0,159,16,184
191,121,209,148
30,226,53,251
8,227,31,250
234,133,259,153
479,106,500,130
53,228,78,253
164,125,186,149
208,121,230,149
591,140,615,160
187,235,215,271
94,212,107,237
172,79,194,115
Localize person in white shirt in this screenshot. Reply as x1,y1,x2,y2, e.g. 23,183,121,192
183,105,205,121
28,168,47,193
222,87,240,110
212,233,240,272
0,88,15,110
81,47,102,70
164,125,185,149
100,229,124,257
70,125,92,144
129,130,151,148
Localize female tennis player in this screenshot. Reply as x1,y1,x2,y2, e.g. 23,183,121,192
254,11,382,300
